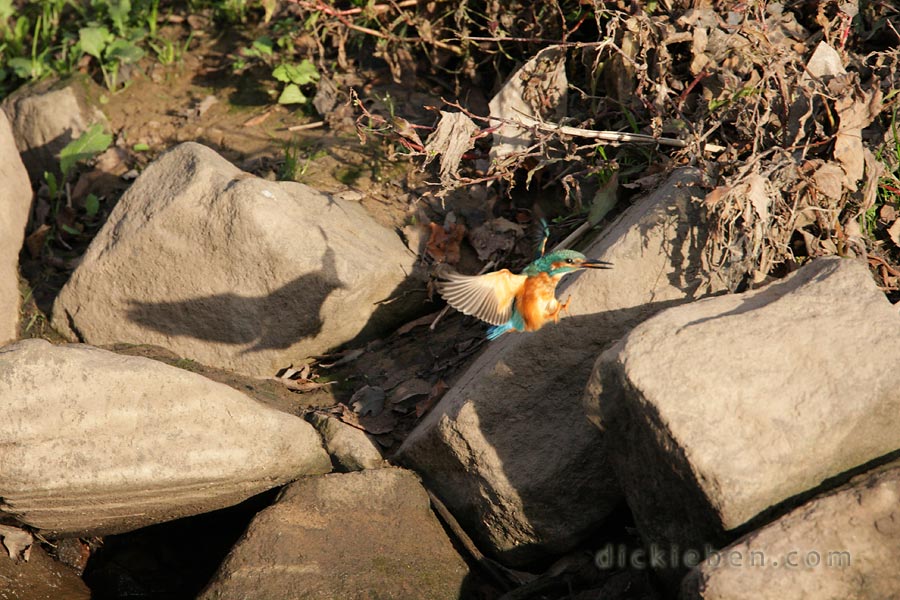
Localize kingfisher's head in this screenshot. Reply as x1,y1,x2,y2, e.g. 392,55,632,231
527,250,613,277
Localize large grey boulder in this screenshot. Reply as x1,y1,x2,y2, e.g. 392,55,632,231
395,169,723,566
0,109,33,345
51,142,418,376
586,257,900,567
0,339,331,536
199,468,469,600
1,76,107,182
681,460,900,599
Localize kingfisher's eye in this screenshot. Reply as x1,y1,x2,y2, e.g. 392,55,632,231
565,258,575,264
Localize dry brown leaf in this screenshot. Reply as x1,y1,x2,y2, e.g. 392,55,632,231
588,172,619,225
488,45,567,161
273,363,335,393
0,525,32,562
312,76,339,116
317,347,365,368
703,185,729,210
812,163,845,201
94,146,130,176
25,224,51,258
395,311,442,336
358,410,397,435
803,41,845,81
280,379,335,393
425,221,465,265
392,116,423,148
423,111,479,186
350,385,385,416
467,217,523,261
71,170,103,202
690,26,709,75
243,110,273,128
416,380,449,418
888,219,900,248
390,378,431,405
832,80,883,190
859,148,886,217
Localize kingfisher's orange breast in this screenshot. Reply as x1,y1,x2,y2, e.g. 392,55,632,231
516,273,562,331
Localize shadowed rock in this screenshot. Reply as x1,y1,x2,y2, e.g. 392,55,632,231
199,468,469,600
51,142,418,376
682,460,900,599
126,245,343,353
587,257,900,582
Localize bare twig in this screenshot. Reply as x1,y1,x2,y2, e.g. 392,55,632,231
287,121,325,131
438,97,726,153
508,110,727,153
291,0,416,17
553,220,594,253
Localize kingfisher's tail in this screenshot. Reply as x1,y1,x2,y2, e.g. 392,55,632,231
486,310,525,340
486,323,514,340
486,323,513,340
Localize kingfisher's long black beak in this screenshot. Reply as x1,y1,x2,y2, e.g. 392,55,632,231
581,259,613,269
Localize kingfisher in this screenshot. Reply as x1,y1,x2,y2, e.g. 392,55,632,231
437,249,612,340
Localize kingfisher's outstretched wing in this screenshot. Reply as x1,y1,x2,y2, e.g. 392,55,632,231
436,269,527,326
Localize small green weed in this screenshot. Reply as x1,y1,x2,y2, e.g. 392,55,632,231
79,24,145,90
148,31,193,66
272,59,318,105
41,123,112,247
278,137,324,181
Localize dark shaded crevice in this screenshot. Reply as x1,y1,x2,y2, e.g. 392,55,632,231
65,309,85,343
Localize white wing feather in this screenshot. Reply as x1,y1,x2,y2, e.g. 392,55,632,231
436,270,526,326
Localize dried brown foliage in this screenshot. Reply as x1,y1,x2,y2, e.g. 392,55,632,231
287,0,900,290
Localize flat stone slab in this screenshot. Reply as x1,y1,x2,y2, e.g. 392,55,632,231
396,169,723,566
586,257,900,557
199,468,469,600
51,142,418,376
681,460,900,599
0,339,331,536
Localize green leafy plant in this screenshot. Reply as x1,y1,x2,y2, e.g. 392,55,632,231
59,123,113,179
79,24,145,90
84,192,101,218
0,0,175,94
7,16,52,81
44,122,112,206
38,123,112,250
272,59,318,105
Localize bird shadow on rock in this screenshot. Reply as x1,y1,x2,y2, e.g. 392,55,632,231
125,244,344,354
